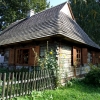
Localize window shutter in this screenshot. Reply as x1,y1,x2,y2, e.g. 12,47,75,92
82,48,88,64
92,51,95,64
15,49,19,65
99,53,100,63
95,52,99,64
29,46,40,66
73,46,77,66
9,49,15,65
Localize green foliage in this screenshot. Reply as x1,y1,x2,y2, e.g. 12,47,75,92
84,66,100,86
66,80,73,87
38,49,59,87
66,78,82,87
38,50,58,70
0,67,9,73
70,0,100,45
0,0,50,31
13,81,100,100
13,91,44,100
0,66,29,73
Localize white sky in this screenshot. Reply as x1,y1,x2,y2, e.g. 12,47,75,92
47,0,67,6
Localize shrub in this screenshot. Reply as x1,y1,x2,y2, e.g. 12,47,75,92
84,67,100,86
38,50,58,70
66,80,73,87
38,49,59,87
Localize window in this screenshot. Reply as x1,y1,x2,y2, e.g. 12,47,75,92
4,51,9,62
73,47,88,66
76,49,81,64
73,47,81,66
9,46,40,66
16,49,29,65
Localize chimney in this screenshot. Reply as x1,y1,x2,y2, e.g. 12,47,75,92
27,9,34,18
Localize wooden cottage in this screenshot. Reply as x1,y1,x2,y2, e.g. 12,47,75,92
0,2,100,81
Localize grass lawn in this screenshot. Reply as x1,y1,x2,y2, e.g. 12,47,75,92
13,80,100,100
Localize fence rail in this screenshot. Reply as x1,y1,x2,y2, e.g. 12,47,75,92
0,69,55,100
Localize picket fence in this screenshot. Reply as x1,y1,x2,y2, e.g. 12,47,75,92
0,69,55,100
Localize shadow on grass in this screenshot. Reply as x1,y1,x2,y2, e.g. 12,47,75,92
67,80,100,94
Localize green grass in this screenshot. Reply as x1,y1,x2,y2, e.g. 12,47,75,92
13,81,100,100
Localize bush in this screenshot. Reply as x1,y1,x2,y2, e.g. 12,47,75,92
38,50,58,70
84,67,100,86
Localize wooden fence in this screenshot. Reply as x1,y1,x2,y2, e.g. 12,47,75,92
0,69,56,100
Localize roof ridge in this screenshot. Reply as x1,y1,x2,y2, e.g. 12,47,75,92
29,2,66,18
0,2,66,35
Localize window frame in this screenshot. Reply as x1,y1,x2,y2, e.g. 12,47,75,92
73,46,82,67
15,48,30,66
14,46,40,66
73,46,89,66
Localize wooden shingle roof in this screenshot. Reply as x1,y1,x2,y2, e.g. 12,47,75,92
0,2,100,49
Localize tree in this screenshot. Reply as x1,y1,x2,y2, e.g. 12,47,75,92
69,0,100,46
0,0,49,31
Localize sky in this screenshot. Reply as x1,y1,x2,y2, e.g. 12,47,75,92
47,0,67,6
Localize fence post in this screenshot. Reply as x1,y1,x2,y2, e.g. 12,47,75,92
6,73,11,99
25,72,28,94
2,73,6,100
10,72,14,99
20,72,24,96
34,70,36,90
